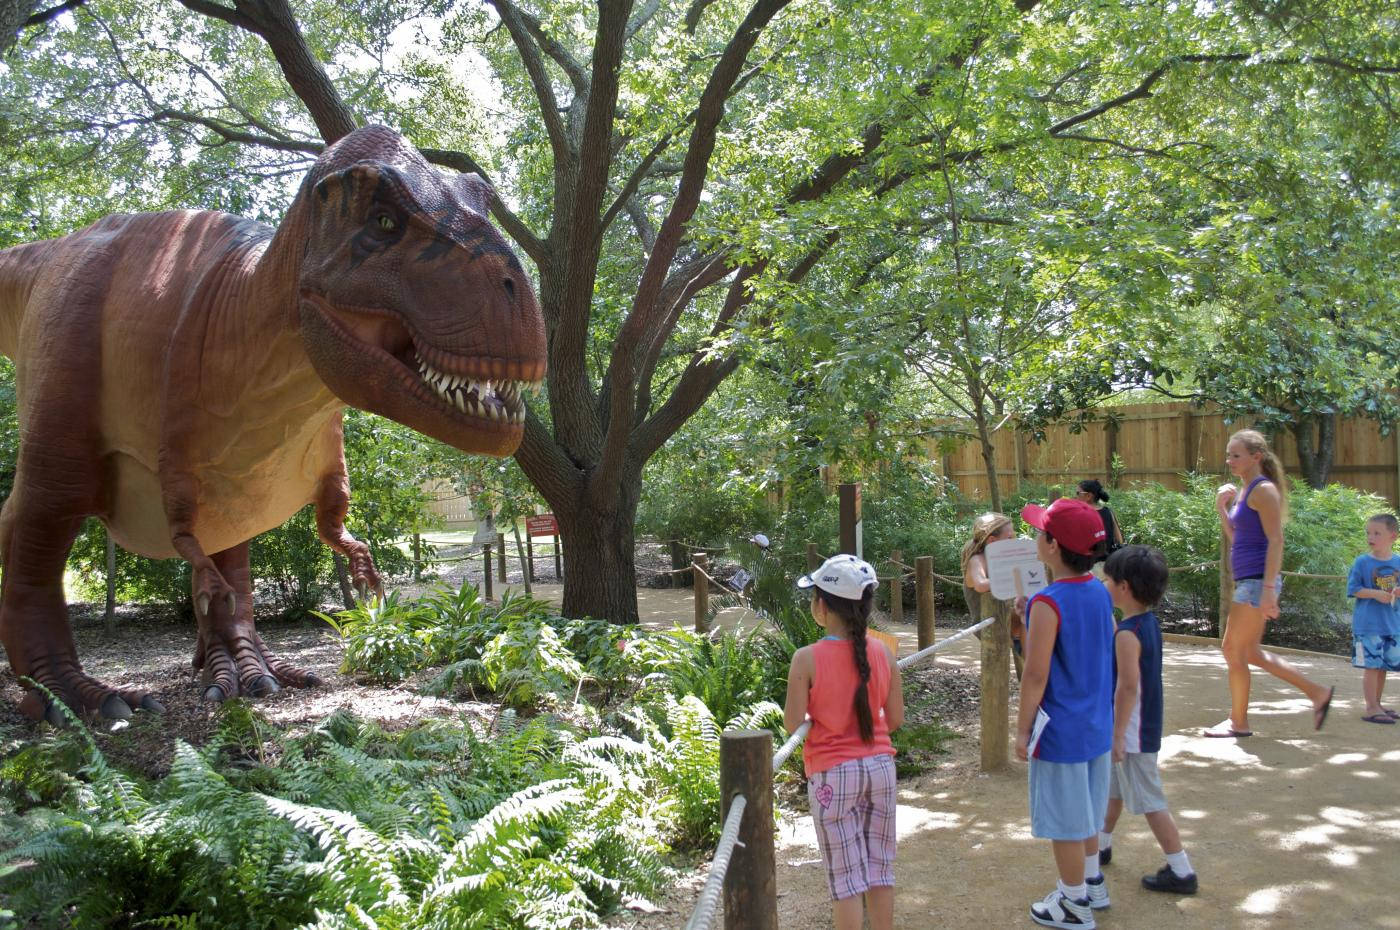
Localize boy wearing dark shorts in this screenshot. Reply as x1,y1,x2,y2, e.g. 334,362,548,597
1098,545,1198,894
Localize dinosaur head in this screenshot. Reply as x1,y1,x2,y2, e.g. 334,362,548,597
297,125,545,456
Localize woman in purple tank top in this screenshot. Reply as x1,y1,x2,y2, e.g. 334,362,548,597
1205,430,1334,738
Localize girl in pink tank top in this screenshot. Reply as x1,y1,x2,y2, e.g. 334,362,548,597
784,554,904,930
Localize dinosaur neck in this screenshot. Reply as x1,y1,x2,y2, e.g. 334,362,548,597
243,191,342,421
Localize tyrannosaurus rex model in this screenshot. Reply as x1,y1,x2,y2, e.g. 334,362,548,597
0,125,546,723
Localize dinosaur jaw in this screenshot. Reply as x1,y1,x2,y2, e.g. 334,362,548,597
299,292,544,456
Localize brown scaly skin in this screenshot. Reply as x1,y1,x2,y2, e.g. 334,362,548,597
0,126,545,722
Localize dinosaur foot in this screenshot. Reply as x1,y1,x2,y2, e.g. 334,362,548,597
18,658,163,725
193,630,323,703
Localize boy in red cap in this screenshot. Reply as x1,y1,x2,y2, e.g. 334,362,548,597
1015,498,1115,929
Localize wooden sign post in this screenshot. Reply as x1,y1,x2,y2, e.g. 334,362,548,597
838,483,862,558
525,514,559,588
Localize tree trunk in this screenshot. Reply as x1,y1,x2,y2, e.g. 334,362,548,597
1292,412,1336,489
973,413,1002,513
554,472,643,623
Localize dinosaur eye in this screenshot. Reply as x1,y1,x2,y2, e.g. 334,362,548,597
376,213,397,232
368,207,400,236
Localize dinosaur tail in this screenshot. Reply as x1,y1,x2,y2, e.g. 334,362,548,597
0,239,48,360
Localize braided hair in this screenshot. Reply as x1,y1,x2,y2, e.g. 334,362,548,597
815,584,878,743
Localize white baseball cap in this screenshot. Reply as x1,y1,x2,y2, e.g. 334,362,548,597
797,553,877,600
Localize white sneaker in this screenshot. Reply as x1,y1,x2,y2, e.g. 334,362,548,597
1030,888,1096,929
1085,874,1110,910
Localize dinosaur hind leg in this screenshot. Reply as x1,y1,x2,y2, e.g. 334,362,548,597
0,489,159,722
193,541,323,703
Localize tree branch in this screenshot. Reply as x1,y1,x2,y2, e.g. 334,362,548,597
487,0,571,171
22,0,86,29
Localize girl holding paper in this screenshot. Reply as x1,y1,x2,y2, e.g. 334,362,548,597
962,512,1024,678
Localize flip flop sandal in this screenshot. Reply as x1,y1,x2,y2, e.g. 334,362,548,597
1361,714,1396,725
1382,708,1399,719
1314,686,1335,731
1203,722,1253,738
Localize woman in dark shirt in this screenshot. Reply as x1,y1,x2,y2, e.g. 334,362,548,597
1077,479,1124,560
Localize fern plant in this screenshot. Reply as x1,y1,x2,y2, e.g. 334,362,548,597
481,619,589,709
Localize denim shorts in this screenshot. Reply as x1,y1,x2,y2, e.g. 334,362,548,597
1232,577,1282,607
1352,633,1400,671
1028,751,1110,840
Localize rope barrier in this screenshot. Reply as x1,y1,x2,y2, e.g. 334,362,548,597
772,615,997,775
682,794,748,930
1167,560,1218,573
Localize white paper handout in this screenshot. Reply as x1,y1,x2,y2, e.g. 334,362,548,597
1027,707,1051,756
986,537,1049,600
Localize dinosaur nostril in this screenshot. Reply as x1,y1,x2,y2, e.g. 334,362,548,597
503,278,515,301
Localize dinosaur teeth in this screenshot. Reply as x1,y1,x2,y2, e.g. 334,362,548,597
413,354,535,424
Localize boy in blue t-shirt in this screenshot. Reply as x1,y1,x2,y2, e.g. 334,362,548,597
1016,498,1115,930
1096,545,1198,895
1348,513,1400,724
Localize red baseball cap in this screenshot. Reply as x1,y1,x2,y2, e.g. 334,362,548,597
1020,498,1107,556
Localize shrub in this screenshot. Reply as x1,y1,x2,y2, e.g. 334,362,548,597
481,619,589,709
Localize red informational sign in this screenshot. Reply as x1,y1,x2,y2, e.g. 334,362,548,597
526,513,558,537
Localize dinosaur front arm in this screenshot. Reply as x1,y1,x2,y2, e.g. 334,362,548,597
314,417,383,600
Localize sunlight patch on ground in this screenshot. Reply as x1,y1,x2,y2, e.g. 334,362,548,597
1239,881,1332,916
1326,752,1370,764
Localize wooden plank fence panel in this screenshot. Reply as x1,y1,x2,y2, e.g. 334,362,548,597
930,402,1399,506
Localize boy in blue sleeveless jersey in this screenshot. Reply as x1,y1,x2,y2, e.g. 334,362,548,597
1016,498,1114,930
1349,514,1400,723
1097,545,1198,895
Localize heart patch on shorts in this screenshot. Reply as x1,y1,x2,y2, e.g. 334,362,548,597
814,782,834,810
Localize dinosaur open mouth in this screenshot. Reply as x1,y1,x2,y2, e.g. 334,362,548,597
413,352,527,425
301,292,543,436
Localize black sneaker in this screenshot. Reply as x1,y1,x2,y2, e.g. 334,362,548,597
1098,846,1111,866
1142,865,1198,895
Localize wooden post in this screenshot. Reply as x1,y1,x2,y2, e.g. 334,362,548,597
512,522,530,593
672,540,691,587
889,549,904,625
1106,418,1120,487
806,542,820,572
1182,409,1196,475
526,531,536,584
979,593,1011,771
412,532,422,581
1218,528,1233,639
838,483,861,556
721,730,777,930
104,531,117,635
553,533,562,580
1014,427,1029,485
915,556,935,650
694,553,710,633
497,532,507,582
482,543,493,601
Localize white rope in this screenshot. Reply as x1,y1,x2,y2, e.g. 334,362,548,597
682,793,748,930
772,616,997,775
897,615,996,670
771,721,811,774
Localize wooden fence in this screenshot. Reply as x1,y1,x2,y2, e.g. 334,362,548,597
931,402,1400,506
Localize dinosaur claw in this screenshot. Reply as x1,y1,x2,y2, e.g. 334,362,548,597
100,694,133,720
225,592,236,615
203,685,227,703
196,592,211,617
303,672,324,687
140,695,166,713
246,675,280,698
44,700,67,727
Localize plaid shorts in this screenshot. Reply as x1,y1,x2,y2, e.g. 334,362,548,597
808,754,896,900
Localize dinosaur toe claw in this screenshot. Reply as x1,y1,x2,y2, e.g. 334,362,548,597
225,592,236,615
100,694,133,720
44,700,68,727
140,695,166,713
203,684,227,703
196,592,211,617
302,672,324,687
246,675,280,698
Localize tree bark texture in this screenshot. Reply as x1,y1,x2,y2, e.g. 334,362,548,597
1292,411,1336,489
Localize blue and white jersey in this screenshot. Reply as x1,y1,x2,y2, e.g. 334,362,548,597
1115,611,1163,754
1026,575,1115,763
